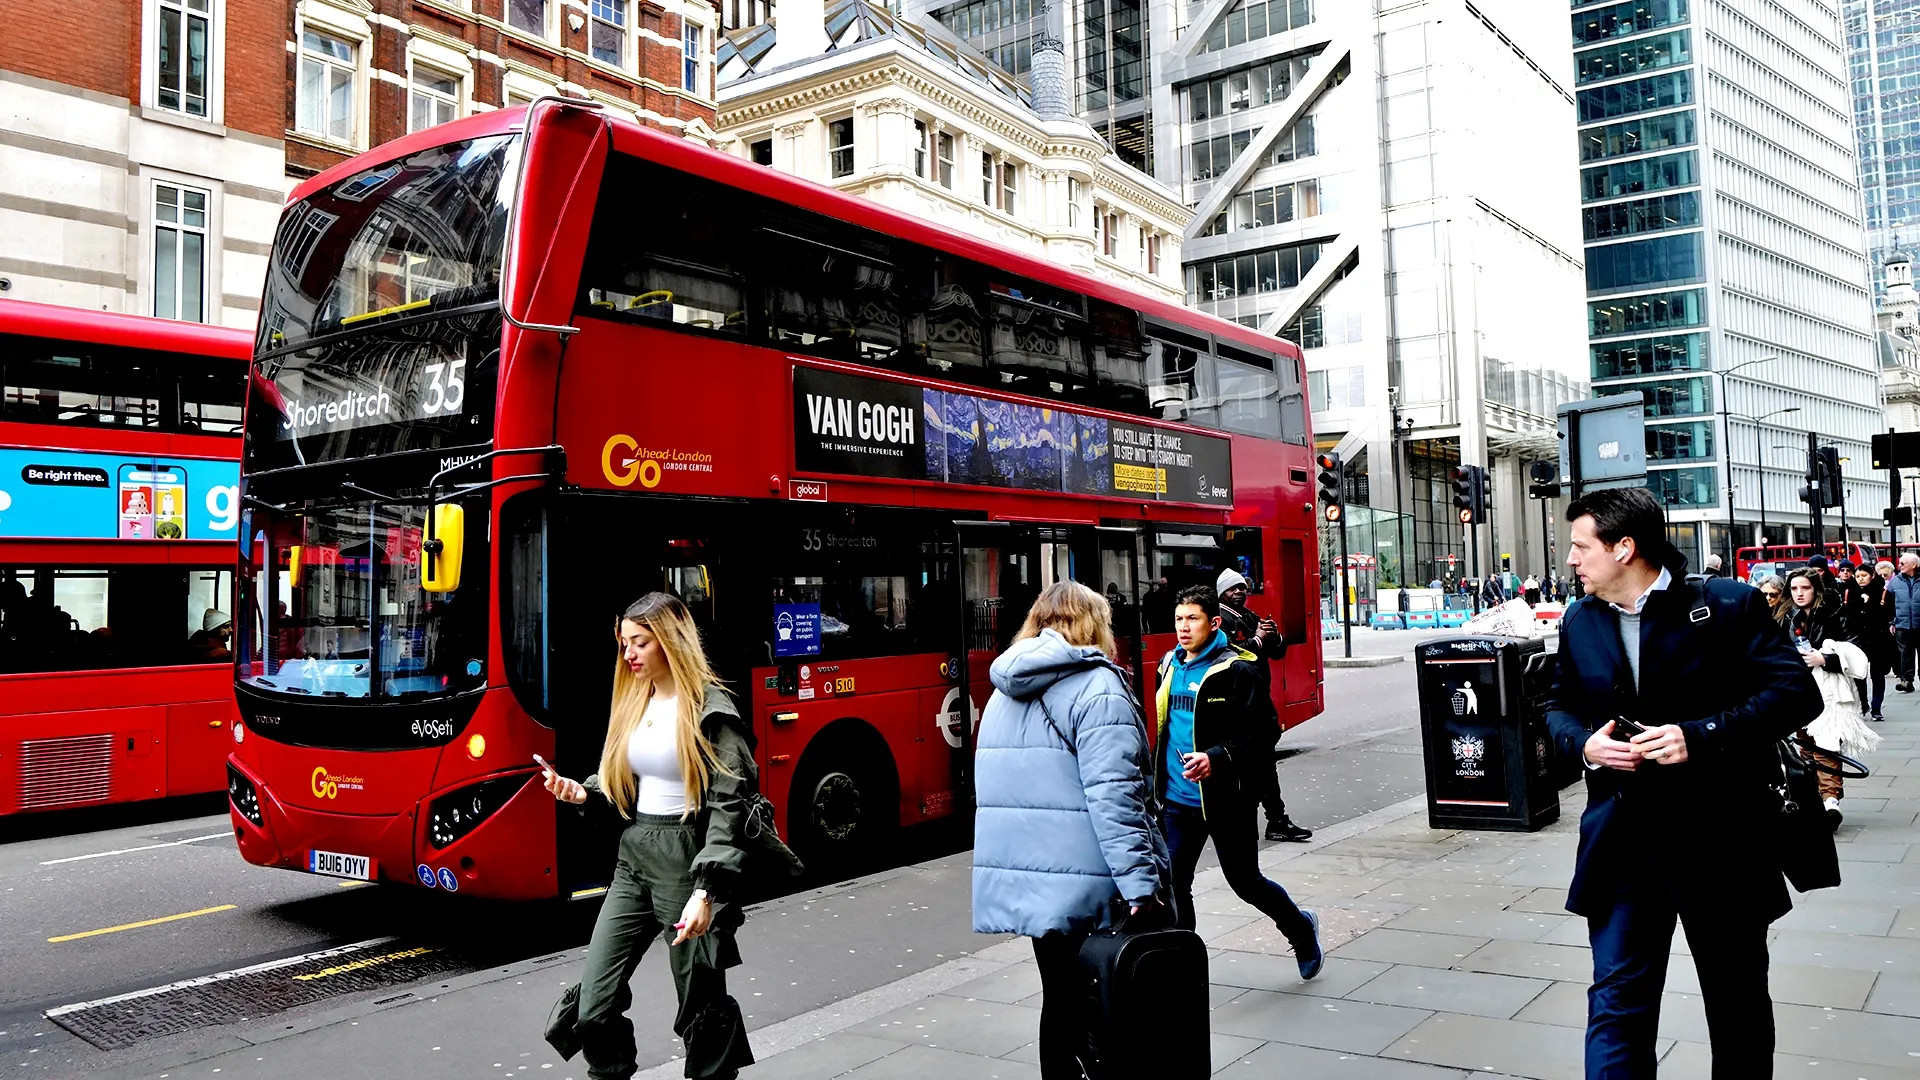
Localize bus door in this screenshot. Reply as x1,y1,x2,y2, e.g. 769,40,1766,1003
1092,524,1146,694
947,520,1040,803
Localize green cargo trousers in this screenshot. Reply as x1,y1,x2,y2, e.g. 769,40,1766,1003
576,813,744,1080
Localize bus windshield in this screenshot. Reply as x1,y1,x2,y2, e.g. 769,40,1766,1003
247,134,514,470
239,501,487,700
258,134,517,352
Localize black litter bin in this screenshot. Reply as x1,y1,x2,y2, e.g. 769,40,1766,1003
1415,635,1559,831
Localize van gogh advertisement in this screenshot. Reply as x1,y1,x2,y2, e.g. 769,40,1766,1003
0,449,240,541
793,366,1232,507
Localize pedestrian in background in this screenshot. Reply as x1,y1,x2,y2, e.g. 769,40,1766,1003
1701,553,1725,578
1215,568,1311,843
1783,568,1879,828
1523,575,1542,606
542,592,778,1080
1754,573,1789,622
1156,586,1324,979
1888,553,1920,692
1878,559,1896,584
972,581,1166,1080
1546,488,1820,1078
1845,563,1894,723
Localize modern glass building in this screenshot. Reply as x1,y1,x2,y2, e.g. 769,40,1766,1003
1847,0,1920,291
1576,0,1888,555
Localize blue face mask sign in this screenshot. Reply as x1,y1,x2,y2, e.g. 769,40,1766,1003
0,448,239,540
773,603,822,658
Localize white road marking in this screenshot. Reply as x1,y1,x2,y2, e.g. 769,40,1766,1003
45,937,401,1017
38,832,233,866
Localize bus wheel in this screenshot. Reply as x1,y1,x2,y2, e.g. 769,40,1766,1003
789,743,896,875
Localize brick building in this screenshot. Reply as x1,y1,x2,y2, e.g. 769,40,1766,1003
284,0,724,185
0,0,287,326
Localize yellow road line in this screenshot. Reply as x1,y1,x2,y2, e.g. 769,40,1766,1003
337,880,371,888
48,904,238,943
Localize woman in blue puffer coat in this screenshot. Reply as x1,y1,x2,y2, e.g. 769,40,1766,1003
972,580,1168,1080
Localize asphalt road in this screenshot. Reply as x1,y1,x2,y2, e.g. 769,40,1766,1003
0,635,1430,1079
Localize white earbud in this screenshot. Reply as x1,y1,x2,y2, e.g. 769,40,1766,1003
1613,547,1630,564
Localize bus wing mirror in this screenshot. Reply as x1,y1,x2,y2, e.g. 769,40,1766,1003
424,504,465,593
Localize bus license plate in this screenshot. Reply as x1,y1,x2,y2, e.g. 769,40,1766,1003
309,849,373,880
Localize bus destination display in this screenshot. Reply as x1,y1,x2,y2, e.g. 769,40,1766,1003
792,366,1232,507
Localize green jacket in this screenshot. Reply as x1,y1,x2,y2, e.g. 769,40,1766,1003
583,684,804,900
1152,640,1277,818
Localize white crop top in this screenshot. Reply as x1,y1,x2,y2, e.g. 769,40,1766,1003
626,690,688,815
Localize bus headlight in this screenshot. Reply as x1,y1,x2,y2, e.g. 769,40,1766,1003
228,763,263,827
426,774,528,850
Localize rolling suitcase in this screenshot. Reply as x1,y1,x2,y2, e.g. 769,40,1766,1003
1076,908,1210,1080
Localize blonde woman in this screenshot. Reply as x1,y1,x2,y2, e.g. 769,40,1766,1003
543,592,791,1080
972,580,1167,1080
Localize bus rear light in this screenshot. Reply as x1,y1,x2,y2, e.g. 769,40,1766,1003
427,773,528,850
228,764,263,827
465,733,487,760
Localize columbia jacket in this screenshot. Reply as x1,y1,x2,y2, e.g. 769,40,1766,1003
972,630,1167,937
1151,634,1277,816
1889,571,1920,631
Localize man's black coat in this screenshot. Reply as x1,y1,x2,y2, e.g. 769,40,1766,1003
1545,572,1822,921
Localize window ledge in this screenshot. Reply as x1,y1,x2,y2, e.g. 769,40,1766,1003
139,106,229,139
285,129,362,156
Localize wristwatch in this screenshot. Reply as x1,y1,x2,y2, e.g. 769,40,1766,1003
690,888,711,903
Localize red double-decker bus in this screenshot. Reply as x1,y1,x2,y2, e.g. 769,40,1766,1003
1733,541,1877,582
227,102,1323,899
1,300,247,814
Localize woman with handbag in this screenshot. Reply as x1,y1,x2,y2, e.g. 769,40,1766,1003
542,591,795,1080
971,581,1167,1080
1783,570,1881,830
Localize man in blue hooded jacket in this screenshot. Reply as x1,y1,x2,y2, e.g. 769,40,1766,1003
1155,585,1323,979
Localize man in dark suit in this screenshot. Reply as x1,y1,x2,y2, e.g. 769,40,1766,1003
1547,488,1822,1079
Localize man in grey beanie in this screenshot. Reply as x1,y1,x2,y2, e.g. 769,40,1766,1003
1216,567,1312,842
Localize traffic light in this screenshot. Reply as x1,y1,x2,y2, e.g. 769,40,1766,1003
1450,464,1487,524
1817,445,1842,508
1526,460,1560,499
1316,452,1344,522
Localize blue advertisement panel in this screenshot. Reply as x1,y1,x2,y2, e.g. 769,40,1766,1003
772,603,822,658
0,448,241,541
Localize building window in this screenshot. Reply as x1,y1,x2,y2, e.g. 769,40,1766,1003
1574,70,1692,124
409,67,460,133
153,183,208,323
750,138,773,166
1580,149,1697,202
1585,233,1705,294
913,120,928,178
1000,161,1017,212
156,0,211,118
937,132,955,187
828,116,854,178
507,0,546,35
297,30,356,143
1103,212,1119,256
982,152,995,203
1068,176,1081,227
1093,207,1104,251
1572,0,1689,47
1146,233,1160,274
1578,110,1696,163
590,0,627,66
683,21,702,91
1200,0,1313,53
1588,287,1705,337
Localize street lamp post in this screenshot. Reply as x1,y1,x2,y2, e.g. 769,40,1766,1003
1718,356,1778,569
1738,406,1800,556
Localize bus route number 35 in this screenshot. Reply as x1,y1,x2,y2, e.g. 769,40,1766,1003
420,360,466,417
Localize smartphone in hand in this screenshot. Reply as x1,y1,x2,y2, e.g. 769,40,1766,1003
533,753,553,778
1609,717,1647,742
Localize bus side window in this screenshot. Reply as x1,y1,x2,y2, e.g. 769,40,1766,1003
1224,526,1264,593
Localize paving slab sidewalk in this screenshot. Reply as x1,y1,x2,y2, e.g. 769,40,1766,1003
691,709,1920,1080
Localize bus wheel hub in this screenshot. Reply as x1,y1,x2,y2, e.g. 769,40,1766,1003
813,772,862,841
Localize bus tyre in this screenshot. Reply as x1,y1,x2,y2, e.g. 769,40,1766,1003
789,745,895,875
